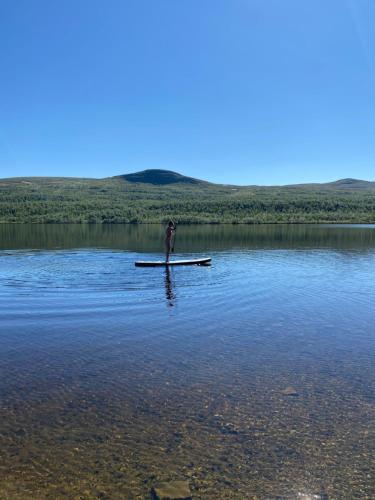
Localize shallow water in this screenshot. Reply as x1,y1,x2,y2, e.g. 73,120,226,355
0,224,374,499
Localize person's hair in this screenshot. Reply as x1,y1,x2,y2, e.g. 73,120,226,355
168,220,174,227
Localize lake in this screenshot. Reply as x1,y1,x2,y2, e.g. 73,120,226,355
0,224,374,499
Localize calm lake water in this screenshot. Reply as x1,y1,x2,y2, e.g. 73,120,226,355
0,224,374,499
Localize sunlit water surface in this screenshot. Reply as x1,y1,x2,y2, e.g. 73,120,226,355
0,225,374,499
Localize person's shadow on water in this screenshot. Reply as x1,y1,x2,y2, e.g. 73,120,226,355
164,267,176,307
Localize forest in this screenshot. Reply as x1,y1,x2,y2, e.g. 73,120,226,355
0,174,374,224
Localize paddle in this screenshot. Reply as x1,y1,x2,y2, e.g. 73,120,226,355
171,221,177,253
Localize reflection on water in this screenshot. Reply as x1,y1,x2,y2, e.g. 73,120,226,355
164,267,176,307
2,222,375,251
0,225,374,498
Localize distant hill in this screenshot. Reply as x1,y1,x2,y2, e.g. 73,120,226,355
115,169,205,185
0,169,374,224
114,171,375,190
285,178,375,191
326,178,375,190
1,170,374,190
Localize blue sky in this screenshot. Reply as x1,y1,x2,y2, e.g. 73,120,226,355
1,0,374,185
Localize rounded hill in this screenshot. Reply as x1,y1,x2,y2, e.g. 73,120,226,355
115,169,205,185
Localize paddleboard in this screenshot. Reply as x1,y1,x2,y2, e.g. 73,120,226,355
135,257,211,267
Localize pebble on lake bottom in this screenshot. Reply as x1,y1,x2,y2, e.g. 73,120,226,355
152,480,192,500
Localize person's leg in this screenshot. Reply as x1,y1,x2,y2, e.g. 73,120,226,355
165,239,171,262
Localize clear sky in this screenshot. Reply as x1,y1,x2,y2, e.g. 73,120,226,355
1,0,374,185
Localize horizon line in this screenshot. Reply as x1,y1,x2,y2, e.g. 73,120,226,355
0,170,374,187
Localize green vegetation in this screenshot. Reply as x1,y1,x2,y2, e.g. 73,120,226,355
0,171,374,224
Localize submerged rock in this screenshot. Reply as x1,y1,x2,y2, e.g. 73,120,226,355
152,480,192,499
281,386,299,396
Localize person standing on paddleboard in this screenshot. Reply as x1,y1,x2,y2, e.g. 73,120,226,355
165,220,176,262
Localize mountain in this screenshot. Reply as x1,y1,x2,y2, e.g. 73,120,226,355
114,171,375,190
1,170,374,190
1,169,375,224
284,178,375,191
325,178,375,190
115,169,206,185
